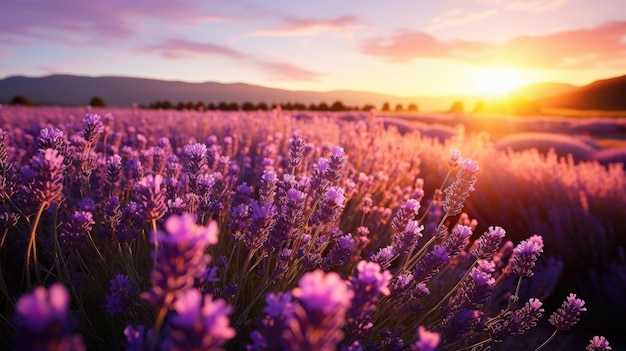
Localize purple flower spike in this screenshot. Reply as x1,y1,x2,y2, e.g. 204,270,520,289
14,283,85,350
134,174,167,221
411,326,440,351
105,274,136,315
31,148,66,204
549,293,587,331
285,270,354,351
442,158,478,216
82,113,104,145
509,236,543,277
59,210,95,251
587,336,612,351
164,289,235,350
471,226,506,260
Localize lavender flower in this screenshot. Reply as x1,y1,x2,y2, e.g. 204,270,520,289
104,274,136,315
59,210,95,251
445,266,495,315
82,113,104,146
392,219,423,255
587,336,612,351
311,185,346,224
548,293,587,331
284,270,354,351
323,233,355,269
442,159,478,216
471,226,506,260
490,298,544,340
134,174,167,221
37,128,68,157
249,292,295,351
447,149,461,169
163,289,235,350
259,170,278,205
370,245,397,270
508,236,544,277
123,325,153,351
413,245,450,283
289,136,306,169
441,224,472,256
390,199,421,235
411,326,440,351
326,146,346,183
142,215,218,309
31,148,66,205
106,154,122,184
13,283,85,351
345,261,392,341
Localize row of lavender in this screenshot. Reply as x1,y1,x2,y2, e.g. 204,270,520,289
0,105,619,350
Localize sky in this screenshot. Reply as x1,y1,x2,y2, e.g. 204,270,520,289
1,0,626,97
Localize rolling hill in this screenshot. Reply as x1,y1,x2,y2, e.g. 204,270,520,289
0,74,478,111
539,74,626,110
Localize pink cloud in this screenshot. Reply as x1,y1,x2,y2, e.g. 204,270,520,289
359,21,626,69
252,61,325,81
247,14,361,37
428,9,498,31
0,1,221,45
141,39,248,60
140,38,323,81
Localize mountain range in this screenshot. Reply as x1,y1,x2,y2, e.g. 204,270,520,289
0,73,625,111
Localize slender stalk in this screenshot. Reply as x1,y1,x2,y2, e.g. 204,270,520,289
533,330,558,351
25,201,48,288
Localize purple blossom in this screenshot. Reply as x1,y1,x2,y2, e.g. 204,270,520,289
123,325,153,351
413,245,450,283
491,298,544,340
14,283,85,351
82,113,104,146
587,336,612,351
445,267,495,315
31,148,66,204
323,233,355,269
442,224,472,256
411,326,440,351
392,219,424,255
311,186,346,224
326,146,346,183
471,226,506,260
447,149,462,169
370,245,397,270
391,199,421,235
442,158,478,216
104,274,136,315
285,270,354,351
289,136,306,169
164,289,235,350
134,174,167,221
508,237,544,277
142,215,218,309
549,293,587,331
59,210,95,251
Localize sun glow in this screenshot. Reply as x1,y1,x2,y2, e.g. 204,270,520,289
472,67,525,96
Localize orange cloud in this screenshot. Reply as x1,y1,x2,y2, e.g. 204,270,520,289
359,21,626,69
247,14,361,37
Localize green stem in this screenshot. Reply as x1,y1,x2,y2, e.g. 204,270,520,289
533,330,558,351
25,201,48,288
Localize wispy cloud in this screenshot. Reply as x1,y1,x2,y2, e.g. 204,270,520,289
428,9,498,31
247,14,362,37
0,0,222,46
140,38,323,81
359,21,626,69
474,0,568,12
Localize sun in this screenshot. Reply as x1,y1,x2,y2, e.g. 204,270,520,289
472,67,524,96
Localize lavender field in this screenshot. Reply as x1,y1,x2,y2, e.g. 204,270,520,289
0,105,623,350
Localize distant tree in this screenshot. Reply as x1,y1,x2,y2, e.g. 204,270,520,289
293,102,306,110
241,101,256,111
207,102,217,110
176,101,185,111
473,101,485,114
330,100,346,111
217,101,229,111
362,103,376,111
449,100,465,114
89,96,106,107
256,102,269,111
9,95,33,106
381,102,390,111
161,100,174,110
394,103,404,112
308,103,318,111
317,102,329,111
185,101,195,110
196,101,205,111
407,103,419,112
227,102,239,111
